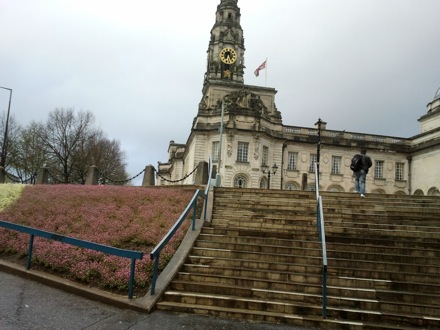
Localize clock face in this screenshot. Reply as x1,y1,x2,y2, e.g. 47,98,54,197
220,47,237,64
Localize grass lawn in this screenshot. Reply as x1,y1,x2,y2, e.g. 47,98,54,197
0,184,198,297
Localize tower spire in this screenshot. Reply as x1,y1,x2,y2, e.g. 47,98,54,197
204,0,245,86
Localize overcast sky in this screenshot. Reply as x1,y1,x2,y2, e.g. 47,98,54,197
1,0,439,185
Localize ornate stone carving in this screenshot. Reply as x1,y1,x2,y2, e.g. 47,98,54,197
209,60,219,74
221,88,269,117
253,134,261,160
227,132,234,157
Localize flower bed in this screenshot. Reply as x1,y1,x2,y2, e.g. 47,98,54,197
0,184,196,296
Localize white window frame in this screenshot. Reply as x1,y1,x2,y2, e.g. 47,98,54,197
237,142,249,162
287,152,298,171
395,162,405,181
212,141,219,162
309,154,317,173
331,156,342,174
262,145,269,166
374,160,384,179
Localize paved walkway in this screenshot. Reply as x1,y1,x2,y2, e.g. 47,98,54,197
1,271,318,330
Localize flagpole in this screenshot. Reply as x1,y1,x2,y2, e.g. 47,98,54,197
264,58,268,87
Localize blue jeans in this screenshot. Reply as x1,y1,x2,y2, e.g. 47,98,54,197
354,170,366,194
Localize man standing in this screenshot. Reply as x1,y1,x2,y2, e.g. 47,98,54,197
353,149,372,197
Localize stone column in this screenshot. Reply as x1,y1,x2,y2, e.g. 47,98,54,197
194,161,209,185
85,165,98,185
36,167,49,184
142,165,155,186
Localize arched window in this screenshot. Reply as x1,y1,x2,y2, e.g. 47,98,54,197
428,187,440,196
259,177,267,189
234,175,247,188
307,183,316,191
413,189,424,196
327,184,343,192
285,182,299,191
394,190,407,195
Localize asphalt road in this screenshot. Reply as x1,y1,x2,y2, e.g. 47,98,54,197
0,271,318,330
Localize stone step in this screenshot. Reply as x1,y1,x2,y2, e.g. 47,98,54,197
156,300,435,330
177,264,440,298
194,240,323,256
158,292,440,329
326,234,440,250
195,239,440,266
325,222,440,236
324,214,440,225
209,219,317,232
199,232,440,259
197,232,322,248
186,255,323,275
201,227,319,241
160,188,440,328
186,251,440,286
190,246,324,265
169,279,440,315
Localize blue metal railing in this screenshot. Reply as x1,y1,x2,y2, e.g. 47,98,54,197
149,157,213,295
203,156,213,221
0,220,143,298
314,163,328,318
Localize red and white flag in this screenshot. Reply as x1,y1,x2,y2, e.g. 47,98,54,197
254,60,267,77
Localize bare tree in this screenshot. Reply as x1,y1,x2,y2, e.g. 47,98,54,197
90,136,129,185
4,107,129,185
8,121,47,183
40,108,96,183
0,113,21,179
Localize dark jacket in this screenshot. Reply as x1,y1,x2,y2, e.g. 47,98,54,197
361,155,373,173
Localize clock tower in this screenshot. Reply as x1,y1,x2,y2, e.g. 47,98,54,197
160,0,283,189
204,0,245,85
197,0,281,122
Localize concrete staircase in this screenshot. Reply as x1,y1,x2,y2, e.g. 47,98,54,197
155,188,440,329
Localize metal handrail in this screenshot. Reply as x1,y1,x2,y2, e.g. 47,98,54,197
0,220,143,298
203,156,213,220
149,189,205,294
149,157,213,295
314,163,328,318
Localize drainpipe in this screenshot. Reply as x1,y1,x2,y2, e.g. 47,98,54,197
281,142,287,190
407,155,412,195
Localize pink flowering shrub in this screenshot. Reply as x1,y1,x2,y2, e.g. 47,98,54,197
0,185,198,295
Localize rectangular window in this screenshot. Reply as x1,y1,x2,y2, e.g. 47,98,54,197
309,154,317,173
262,146,269,166
212,141,219,161
237,142,249,162
374,160,384,179
331,156,342,174
395,162,405,181
287,152,298,170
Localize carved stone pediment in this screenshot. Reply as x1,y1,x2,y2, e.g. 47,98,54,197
220,28,239,43
217,89,269,117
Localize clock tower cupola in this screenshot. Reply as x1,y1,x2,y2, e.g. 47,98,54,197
204,0,245,85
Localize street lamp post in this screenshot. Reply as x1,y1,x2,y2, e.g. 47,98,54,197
215,100,225,187
261,163,278,189
315,118,322,186
0,86,12,170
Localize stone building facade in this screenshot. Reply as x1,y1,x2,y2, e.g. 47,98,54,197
157,0,440,196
